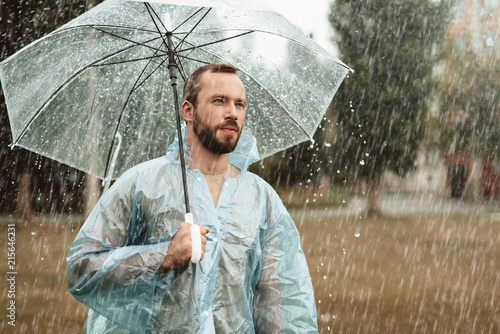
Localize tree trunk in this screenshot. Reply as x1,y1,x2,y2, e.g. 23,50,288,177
16,171,37,226
84,174,101,218
366,175,382,217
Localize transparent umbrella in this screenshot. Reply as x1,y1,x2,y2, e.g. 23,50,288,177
0,0,350,210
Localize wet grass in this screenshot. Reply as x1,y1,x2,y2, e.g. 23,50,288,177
1,212,499,333
0,221,87,333
296,212,500,333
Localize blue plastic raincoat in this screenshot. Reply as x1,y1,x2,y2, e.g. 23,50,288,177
67,128,318,333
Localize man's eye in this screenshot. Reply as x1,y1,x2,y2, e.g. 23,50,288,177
214,98,224,103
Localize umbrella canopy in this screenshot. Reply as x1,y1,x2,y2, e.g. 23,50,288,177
0,0,350,183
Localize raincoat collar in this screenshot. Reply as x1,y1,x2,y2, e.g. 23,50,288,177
166,123,260,173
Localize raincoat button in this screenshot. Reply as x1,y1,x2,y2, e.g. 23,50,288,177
213,237,218,242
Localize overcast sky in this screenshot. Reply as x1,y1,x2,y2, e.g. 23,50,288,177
261,0,337,55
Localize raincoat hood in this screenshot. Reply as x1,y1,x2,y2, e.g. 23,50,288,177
166,124,260,173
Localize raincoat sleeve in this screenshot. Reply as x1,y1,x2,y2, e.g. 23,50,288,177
253,194,318,333
66,170,173,334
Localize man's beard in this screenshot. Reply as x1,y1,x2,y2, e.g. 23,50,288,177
192,110,242,154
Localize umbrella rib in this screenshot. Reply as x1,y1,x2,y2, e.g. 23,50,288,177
169,36,207,82
142,4,181,84
12,36,161,146
93,26,166,56
176,30,254,53
141,2,193,82
139,4,210,85
171,8,212,54
127,38,169,94
164,30,254,78
143,3,168,33
54,23,160,35
143,3,213,62
172,7,208,35
144,3,170,52
130,55,169,94
102,39,169,181
168,31,254,81
175,54,188,83
143,2,208,38
91,54,165,67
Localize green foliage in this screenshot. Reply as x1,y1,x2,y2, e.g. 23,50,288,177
328,0,451,180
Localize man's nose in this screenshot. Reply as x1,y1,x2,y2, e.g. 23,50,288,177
225,104,238,119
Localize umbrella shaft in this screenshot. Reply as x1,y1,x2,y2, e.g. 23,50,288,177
171,82,190,214
167,32,177,85
167,31,190,213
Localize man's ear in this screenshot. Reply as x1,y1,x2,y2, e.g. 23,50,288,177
181,100,194,122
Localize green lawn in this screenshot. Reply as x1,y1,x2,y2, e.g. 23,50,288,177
1,212,499,333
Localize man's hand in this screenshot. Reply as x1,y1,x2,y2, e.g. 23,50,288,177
161,222,210,272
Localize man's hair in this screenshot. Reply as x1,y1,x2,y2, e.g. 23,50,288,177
182,63,239,107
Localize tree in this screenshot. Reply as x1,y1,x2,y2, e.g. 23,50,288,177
328,0,450,215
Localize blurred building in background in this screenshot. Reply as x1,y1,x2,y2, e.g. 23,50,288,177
445,0,500,200
384,0,500,201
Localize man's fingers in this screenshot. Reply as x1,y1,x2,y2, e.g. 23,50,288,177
199,225,210,235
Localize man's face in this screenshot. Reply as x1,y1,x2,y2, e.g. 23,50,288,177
192,71,246,154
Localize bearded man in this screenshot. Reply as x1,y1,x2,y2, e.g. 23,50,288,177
67,63,318,334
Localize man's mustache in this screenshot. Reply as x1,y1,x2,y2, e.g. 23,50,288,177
217,120,240,133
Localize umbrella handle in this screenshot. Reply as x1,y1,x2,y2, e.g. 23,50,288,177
185,213,201,263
